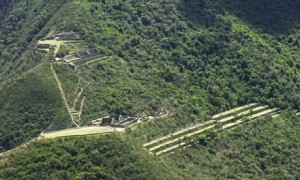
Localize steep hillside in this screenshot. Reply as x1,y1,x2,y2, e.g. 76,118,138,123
0,114,299,179
221,0,300,35
0,0,68,86
58,0,300,131
0,0,72,152
55,0,300,122
0,0,299,149
0,0,299,178
0,134,186,179
0,63,71,152
167,113,300,179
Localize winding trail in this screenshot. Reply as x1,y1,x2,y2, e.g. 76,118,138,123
50,63,79,127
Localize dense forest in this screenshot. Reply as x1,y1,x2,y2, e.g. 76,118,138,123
0,0,299,179
0,134,184,179
0,63,70,152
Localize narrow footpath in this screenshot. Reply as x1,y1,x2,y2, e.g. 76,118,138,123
50,63,79,127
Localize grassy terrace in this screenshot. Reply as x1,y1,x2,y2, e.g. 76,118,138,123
155,108,280,156
221,108,280,130
149,125,216,153
218,105,269,123
143,120,215,149
144,104,262,149
143,103,259,149
143,104,281,156
212,103,259,120
149,105,271,153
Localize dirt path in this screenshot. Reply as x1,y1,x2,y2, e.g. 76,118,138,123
74,78,81,96
15,63,44,81
54,44,60,56
50,64,79,127
73,87,84,108
78,97,85,122
0,138,37,158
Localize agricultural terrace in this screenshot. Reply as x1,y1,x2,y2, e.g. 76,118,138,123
143,103,281,156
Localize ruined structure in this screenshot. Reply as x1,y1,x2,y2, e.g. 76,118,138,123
74,48,101,59
44,33,81,41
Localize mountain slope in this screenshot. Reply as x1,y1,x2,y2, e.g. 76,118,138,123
0,0,299,178
0,134,186,179
0,63,70,152
0,0,69,86
167,113,300,179
0,114,299,179
0,0,299,151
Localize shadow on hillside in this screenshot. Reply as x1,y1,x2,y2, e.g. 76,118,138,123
220,0,300,35
178,0,218,28
179,0,300,35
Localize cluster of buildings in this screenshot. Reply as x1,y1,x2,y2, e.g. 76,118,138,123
36,44,56,53
65,48,102,62
89,110,169,130
91,115,139,129
43,33,81,41
36,32,104,67
36,32,81,54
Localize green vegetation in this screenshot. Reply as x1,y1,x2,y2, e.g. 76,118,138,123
221,0,300,35
0,0,299,179
0,134,185,179
0,0,69,86
53,0,300,125
167,112,300,179
0,63,70,152
53,64,81,106
1,114,299,179
56,44,70,58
